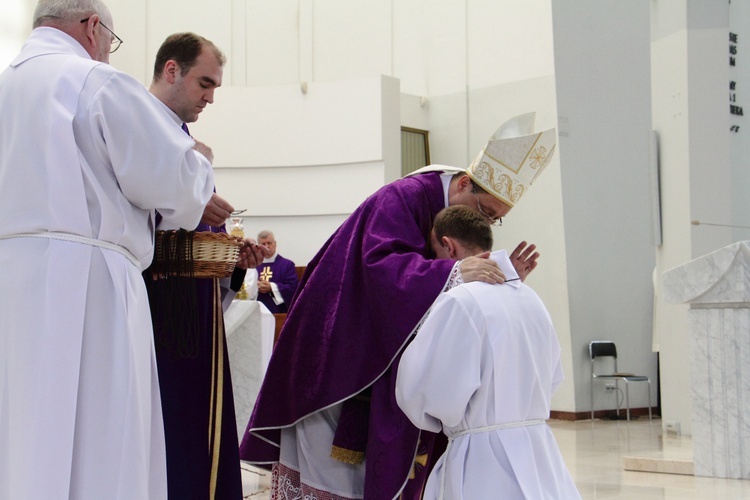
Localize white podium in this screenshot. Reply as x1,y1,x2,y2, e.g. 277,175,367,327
663,241,750,479
224,300,275,441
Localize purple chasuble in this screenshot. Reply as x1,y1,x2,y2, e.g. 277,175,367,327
240,172,455,499
256,254,298,314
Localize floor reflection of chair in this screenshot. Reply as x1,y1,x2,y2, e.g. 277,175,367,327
589,340,652,421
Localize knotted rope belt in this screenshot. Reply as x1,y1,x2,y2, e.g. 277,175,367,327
439,419,546,499
0,231,139,267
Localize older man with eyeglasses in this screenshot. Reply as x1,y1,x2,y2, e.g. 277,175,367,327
79,15,123,53
0,0,229,498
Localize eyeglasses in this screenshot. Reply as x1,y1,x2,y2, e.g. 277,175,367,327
80,18,123,53
471,187,503,227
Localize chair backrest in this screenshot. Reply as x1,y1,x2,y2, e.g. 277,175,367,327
590,341,619,376
590,341,617,360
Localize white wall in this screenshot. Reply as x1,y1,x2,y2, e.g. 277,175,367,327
730,2,750,241
651,9,700,437
552,1,657,416
651,1,736,436
1,0,34,68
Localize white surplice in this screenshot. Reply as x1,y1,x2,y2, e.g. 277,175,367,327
0,28,214,500
396,251,580,500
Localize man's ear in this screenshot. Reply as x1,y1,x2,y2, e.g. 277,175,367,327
164,60,179,83
443,237,460,259
82,15,99,48
457,174,472,193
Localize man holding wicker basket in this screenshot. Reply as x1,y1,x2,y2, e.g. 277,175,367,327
145,32,268,500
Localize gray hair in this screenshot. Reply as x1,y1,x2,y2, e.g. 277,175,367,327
257,230,274,241
33,0,112,29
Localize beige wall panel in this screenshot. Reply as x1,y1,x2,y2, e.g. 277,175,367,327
189,76,387,168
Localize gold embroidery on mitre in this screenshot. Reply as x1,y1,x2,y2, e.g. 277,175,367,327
260,267,273,281
483,133,541,175
497,173,526,204
473,161,498,192
466,114,556,208
529,145,549,170
529,143,556,185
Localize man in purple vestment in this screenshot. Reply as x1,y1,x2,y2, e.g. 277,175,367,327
240,114,555,499
256,230,299,313
145,33,266,500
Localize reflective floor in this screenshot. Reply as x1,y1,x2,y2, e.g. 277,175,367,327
241,418,750,499
552,418,750,499
241,463,271,499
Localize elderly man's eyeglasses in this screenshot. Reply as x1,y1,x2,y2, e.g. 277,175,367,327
471,187,503,227
80,18,123,53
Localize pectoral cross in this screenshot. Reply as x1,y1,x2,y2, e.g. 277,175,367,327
260,267,273,281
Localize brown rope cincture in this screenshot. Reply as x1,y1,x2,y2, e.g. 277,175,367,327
150,229,201,359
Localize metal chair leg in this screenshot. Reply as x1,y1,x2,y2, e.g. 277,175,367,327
625,381,631,421
615,380,620,419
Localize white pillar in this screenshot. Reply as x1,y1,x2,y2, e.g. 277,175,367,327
664,241,750,478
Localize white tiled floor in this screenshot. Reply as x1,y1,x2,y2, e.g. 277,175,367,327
552,418,750,499
240,418,750,499
241,462,271,499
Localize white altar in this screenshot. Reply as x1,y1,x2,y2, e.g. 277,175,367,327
224,300,275,441
663,240,750,479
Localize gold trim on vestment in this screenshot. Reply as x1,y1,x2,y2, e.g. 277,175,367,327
208,278,224,500
409,451,428,480
330,445,365,465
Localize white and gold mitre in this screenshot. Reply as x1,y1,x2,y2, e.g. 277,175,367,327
466,112,556,208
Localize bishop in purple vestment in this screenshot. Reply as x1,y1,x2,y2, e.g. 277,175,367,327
240,112,557,499
240,169,517,499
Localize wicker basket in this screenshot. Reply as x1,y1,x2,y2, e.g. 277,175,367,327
154,230,243,278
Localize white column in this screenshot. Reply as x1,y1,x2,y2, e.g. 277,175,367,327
664,241,750,478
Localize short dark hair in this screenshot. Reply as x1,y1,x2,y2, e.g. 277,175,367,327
450,171,489,195
433,205,493,253
153,32,226,81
